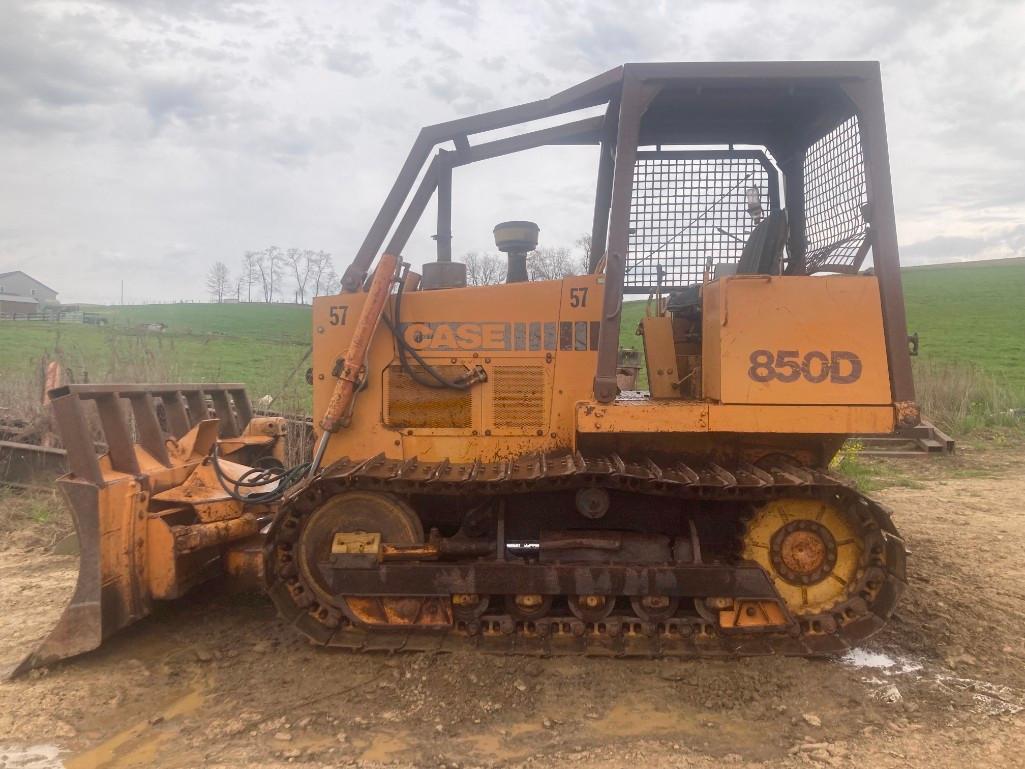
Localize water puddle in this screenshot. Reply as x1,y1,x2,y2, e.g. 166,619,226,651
933,675,1025,716
0,745,64,769
454,723,543,761
64,687,205,769
359,734,411,763
585,702,684,738
840,648,1024,715
839,648,923,674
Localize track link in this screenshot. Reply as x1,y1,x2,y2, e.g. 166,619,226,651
266,452,907,657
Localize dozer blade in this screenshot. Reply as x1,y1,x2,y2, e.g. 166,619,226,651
8,383,284,678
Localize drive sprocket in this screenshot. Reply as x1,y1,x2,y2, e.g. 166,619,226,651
742,497,865,616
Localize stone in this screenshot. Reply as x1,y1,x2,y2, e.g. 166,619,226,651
874,685,903,704
802,713,822,727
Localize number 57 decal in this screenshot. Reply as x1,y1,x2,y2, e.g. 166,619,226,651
569,287,588,308
329,305,348,326
748,349,862,384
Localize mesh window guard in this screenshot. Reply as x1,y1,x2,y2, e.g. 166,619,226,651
626,151,776,291
803,116,870,273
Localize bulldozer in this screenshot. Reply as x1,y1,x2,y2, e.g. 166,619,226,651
14,61,914,674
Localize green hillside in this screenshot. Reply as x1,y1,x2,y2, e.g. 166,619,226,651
95,302,312,344
902,260,1025,389
0,304,312,408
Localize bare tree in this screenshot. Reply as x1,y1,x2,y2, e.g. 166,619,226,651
574,232,593,274
255,247,284,302
287,248,315,304
205,261,230,303
309,251,336,298
321,264,338,296
464,251,505,286
240,251,259,302
526,247,580,282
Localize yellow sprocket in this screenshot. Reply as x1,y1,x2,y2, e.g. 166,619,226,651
742,497,864,615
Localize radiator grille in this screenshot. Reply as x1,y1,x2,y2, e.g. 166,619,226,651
384,365,472,429
491,366,545,430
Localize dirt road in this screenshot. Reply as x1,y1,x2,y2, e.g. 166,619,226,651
1,447,1023,769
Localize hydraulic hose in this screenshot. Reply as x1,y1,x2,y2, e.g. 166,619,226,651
382,266,475,391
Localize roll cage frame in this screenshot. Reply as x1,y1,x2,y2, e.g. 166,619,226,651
338,62,913,406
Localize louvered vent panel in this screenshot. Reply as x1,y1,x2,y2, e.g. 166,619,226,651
384,365,472,428
492,366,545,429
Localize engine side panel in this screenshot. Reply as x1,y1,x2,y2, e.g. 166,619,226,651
311,274,603,464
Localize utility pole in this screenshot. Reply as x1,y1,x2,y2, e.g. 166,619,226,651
120,280,124,305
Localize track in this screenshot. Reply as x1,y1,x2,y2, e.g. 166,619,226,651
265,452,907,657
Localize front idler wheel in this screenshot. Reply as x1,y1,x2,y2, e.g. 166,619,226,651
295,490,427,627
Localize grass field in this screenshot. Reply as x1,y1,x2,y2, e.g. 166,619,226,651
0,304,312,409
1,259,1022,428
901,259,1025,390
95,302,311,344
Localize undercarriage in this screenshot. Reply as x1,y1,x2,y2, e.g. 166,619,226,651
266,453,906,656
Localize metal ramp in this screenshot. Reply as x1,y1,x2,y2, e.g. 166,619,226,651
853,419,955,457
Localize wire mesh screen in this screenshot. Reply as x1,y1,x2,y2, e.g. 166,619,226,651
625,151,775,291
803,116,870,273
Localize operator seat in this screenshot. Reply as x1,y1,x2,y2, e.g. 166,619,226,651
666,209,788,313
736,209,788,275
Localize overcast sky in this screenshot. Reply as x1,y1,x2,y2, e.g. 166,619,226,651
1,0,1022,304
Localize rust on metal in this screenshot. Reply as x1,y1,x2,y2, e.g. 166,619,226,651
894,399,922,428
319,252,400,434
9,383,284,678
266,454,906,657
779,530,827,576
172,514,262,555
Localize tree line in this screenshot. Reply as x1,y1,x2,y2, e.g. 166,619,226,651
205,248,338,304
464,234,592,286
205,235,593,302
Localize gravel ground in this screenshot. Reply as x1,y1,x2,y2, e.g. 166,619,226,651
1,447,1023,768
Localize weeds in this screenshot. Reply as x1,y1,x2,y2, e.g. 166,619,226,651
913,359,1025,436
831,440,926,492
0,487,71,548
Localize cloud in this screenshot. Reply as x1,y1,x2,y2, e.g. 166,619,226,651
420,69,496,112
0,0,1022,304
0,4,126,135
324,44,375,76
902,224,1025,266
141,77,222,128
